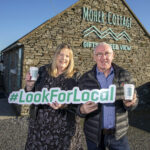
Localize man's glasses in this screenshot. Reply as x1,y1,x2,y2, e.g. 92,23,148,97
94,52,112,58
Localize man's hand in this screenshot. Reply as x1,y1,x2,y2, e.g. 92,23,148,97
123,93,137,107
80,101,98,114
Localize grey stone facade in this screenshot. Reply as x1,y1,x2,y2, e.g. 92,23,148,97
2,0,150,115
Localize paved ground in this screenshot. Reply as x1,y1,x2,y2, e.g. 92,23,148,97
0,89,150,150
0,98,17,119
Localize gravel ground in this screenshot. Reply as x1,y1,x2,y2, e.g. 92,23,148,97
0,116,28,150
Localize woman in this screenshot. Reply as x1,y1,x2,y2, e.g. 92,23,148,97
25,44,82,150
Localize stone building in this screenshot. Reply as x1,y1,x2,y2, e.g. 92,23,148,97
2,0,150,115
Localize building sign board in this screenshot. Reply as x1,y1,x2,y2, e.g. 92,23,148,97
82,7,132,50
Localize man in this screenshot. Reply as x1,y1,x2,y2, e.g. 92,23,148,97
77,42,138,150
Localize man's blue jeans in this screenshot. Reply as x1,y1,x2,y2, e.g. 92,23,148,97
86,135,130,150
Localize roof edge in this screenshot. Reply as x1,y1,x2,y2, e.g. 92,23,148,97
2,42,23,53
2,1,81,52
2,0,150,52
122,0,150,37
19,0,81,42
19,0,150,41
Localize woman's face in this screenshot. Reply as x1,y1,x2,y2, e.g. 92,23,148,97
56,48,70,72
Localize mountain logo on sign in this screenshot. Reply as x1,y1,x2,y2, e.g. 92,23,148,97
83,26,131,42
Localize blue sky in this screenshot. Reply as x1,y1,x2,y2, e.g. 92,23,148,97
0,0,149,51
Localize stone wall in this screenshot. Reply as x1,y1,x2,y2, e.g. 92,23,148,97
12,0,150,114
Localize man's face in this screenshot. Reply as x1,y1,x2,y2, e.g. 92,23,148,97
94,44,114,72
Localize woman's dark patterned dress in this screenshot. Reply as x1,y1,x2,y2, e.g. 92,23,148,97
25,65,81,150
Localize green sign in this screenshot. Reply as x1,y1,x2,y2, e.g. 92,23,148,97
82,7,132,28
8,85,116,105
83,26,131,42
83,41,131,51
82,7,132,50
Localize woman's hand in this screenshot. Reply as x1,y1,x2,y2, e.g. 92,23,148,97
25,72,36,91
48,102,67,110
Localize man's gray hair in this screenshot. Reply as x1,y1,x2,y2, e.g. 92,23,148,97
93,42,112,52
